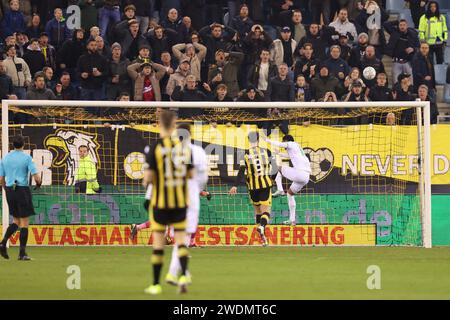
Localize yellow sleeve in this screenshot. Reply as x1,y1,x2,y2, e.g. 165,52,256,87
418,15,427,41
443,15,448,41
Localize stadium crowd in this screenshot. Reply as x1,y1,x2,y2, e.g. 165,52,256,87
0,0,448,124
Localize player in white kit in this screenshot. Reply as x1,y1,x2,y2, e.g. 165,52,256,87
165,123,208,285
265,135,311,225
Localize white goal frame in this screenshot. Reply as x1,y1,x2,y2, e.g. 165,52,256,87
1,100,432,248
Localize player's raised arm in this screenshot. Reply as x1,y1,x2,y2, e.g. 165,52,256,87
229,164,245,195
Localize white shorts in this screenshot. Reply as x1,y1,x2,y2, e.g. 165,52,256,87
281,166,310,194
186,179,200,234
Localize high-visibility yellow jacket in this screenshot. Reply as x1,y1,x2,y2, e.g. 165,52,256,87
75,156,100,194
419,14,448,45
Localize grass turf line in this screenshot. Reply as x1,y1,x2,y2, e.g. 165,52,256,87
1,246,450,299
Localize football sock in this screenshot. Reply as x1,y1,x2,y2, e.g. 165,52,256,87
178,245,189,276
1,223,18,246
287,194,296,223
137,221,150,230
19,228,29,256
260,213,270,227
151,249,164,285
275,172,283,192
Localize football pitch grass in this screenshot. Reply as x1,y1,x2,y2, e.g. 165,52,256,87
1,246,450,300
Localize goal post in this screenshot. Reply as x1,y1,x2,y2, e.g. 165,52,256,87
1,99,432,248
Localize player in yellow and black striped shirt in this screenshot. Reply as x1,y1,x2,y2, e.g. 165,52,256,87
142,110,193,295
229,131,274,246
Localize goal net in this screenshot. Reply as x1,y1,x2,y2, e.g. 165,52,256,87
1,100,432,247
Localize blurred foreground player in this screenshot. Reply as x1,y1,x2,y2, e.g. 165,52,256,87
229,131,274,246
142,110,193,295
165,123,208,285
0,136,41,260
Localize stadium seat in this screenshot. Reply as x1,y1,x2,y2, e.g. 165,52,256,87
399,11,415,29
434,64,448,85
386,0,406,12
445,46,450,64
444,84,450,103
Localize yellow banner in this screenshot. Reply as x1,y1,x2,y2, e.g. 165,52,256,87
136,124,450,185
0,224,376,246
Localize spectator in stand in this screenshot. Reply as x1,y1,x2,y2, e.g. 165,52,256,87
77,38,109,101
343,67,364,92
119,19,149,61
98,0,121,38
271,0,298,25
172,42,207,82
39,32,57,70
338,34,352,63
3,44,31,99
237,85,267,118
279,9,306,44
368,72,393,101
343,79,367,102
329,8,358,42
166,58,191,97
79,0,102,39
418,1,448,64
171,74,208,118
1,0,27,40
267,63,295,102
293,43,319,83
127,0,156,35
360,45,385,88
26,14,44,40
405,0,428,28
230,4,254,38
311,65,342,101
54,71,78,100
181,16,195,43
15,32,28,58
384,19,420,85
418,84,439,124
208,49,244,99
412,42,436,92
42,66,55,89
23,38,45,77
242,24,273,66
0,60,18,101
160,0,182,21
89,26,101,39
56,29,85,80
199,23,237,67
95,36,111,58
159,51,176,100
161,8,185,42
247,48,278,100
26,71,57,100
348,33,369,69
324,45,350,84
270,27,297,70
132,44,152,65
113,4,136,42
393,73,415,124
45,8,71,50
146,25,178,63
354,0,388,58
207,83,233,102
127,61,166,101
294,74,312,102
297,23,334,61
107,42,131,100
181,0,206,31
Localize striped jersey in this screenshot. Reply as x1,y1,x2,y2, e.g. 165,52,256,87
243,146,273,190
145,137,193,210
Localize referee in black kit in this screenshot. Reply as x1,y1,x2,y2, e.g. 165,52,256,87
0,136,41,260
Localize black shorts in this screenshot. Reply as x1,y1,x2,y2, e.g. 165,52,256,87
248,187,272,206
151,208,187,232
5,186,36,218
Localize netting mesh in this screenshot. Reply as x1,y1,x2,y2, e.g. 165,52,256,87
1,105,423,246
